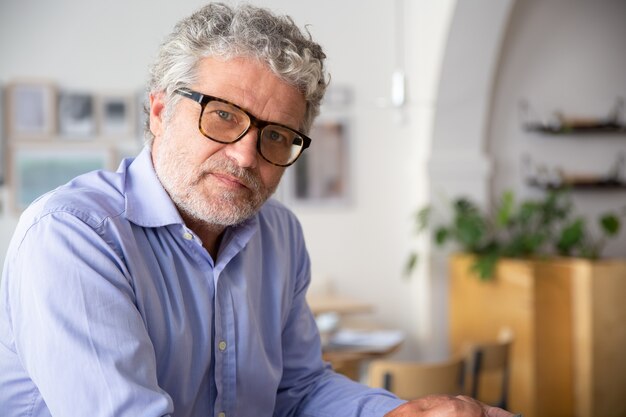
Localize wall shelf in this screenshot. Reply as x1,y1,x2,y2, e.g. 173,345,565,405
523,122,626,136
520,99,626,192
526,178,626,191
520,98,626,136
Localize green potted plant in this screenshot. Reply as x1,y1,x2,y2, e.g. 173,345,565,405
418,190,626,417
406,189,625,279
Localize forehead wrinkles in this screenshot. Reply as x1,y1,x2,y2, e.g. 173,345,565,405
229,82,305,129
260,97,305,129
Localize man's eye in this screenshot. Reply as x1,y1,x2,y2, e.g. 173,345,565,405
216,110,234,121
268,130,284,141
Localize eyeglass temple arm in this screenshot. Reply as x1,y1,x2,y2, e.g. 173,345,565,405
175,88,204,104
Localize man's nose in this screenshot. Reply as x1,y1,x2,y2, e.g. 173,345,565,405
224,128,259,169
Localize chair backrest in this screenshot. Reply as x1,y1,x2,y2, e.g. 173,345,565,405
367,356,465,400
463,329,514,410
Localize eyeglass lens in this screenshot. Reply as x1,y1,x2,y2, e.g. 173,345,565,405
200,100,304,166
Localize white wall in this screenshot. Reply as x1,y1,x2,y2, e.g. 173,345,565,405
488,0,626,256
427,0,516,360
0,0,455,360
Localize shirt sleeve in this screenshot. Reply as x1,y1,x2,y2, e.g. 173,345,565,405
4,211,173,417
274,234,405,417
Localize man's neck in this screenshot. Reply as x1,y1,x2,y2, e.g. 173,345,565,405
182,214,226,260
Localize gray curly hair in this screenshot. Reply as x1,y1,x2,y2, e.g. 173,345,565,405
145,2,329,144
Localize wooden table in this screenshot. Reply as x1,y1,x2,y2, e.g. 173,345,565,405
322,337,404,380
307,293,374,316
307,293,404,380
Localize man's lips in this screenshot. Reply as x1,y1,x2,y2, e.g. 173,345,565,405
210,172,252,190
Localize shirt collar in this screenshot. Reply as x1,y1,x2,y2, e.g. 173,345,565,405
122,148,261,258
123,147,184,227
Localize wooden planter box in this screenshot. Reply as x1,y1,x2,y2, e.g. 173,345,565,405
449,254,626,417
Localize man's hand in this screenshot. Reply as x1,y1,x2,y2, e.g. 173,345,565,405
384,395,517,417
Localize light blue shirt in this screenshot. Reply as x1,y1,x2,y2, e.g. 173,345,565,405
0,148,403,417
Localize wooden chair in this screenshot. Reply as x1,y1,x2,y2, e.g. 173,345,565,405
367,356,465,400
462,329,513,410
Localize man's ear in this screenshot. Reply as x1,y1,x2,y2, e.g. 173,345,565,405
149,92,166,138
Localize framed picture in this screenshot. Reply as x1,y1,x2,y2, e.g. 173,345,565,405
5,81,56,140
58,91,96,138
284,118,351,205
11,147,111,211
98,94,135,137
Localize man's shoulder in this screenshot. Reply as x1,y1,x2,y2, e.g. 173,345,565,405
23,169,126,229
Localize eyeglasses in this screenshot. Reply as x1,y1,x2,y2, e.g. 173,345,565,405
174,88,311,167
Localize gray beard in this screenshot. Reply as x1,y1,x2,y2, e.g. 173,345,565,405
153,146,278,229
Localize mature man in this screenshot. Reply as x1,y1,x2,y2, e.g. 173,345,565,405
0,3,515,417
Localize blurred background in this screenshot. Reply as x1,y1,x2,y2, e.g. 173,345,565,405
1,1,625,415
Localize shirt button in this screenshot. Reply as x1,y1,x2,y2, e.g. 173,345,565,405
183,232,193,240
218,341,227,351
218,413,226,417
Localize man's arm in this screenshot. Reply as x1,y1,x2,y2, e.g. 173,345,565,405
272,237,404,417
4,211,172,416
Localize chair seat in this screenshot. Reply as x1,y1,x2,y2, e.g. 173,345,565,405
367,356,465,400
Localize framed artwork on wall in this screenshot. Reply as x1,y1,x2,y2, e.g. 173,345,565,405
11,147,111,211
284,117,351,205
5,81,56,140
98,94,135,137
58,91,96,138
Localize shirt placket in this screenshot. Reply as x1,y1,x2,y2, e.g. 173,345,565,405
179,225,220,415
213,268,237,417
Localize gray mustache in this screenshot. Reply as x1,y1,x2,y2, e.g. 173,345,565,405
200,160,262,192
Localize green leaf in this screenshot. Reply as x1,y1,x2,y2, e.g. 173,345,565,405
504,231,547,257
415,206,431,232
454,198,476,213
496,191,515,227
455,215,487,251
471,253,499,280
434,227,449,246
404,252,418,277
599,214,620,236
557,219,585,255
